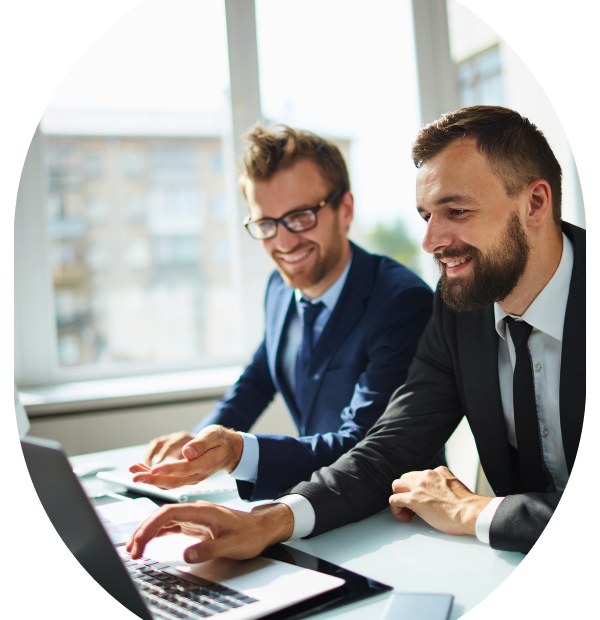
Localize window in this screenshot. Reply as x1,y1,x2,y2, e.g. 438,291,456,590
209,195,228,222
458,45,504,106
255,0,423,268
15,0,265,384
122,152,143,177
446,0,585,228
38,117,253,372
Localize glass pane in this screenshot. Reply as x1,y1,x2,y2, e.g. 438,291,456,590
447,0,585,228
255,0,424,273
40,0,244,371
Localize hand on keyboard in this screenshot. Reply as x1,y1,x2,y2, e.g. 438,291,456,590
126,500,294,564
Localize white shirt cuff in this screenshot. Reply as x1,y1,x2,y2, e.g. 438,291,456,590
229,432,259,484
475,497,505,544
272,494,316,541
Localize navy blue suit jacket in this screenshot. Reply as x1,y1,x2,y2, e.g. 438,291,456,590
194,243,436,500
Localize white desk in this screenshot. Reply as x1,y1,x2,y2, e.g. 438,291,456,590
70,445,523,620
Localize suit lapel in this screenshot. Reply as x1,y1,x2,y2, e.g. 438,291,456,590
559,222,586,473
265,277,295,391
457,305,515,496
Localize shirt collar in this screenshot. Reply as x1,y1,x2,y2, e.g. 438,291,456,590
495,232,573,342
294,251,353,311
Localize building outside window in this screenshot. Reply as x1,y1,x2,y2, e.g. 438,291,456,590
41,115,242,370
447,0,585,229
457,45,504,107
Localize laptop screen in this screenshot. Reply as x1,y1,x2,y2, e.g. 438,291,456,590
22,436,152,619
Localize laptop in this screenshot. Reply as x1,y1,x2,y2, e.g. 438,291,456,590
21,436,347,620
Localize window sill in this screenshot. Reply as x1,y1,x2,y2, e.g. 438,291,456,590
19,366,243,418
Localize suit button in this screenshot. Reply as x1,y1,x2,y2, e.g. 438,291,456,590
313,374,320,380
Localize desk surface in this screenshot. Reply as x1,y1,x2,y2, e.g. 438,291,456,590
71,445,523,620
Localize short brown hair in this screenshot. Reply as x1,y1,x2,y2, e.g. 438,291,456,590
412,106,562,224
239,124,350,207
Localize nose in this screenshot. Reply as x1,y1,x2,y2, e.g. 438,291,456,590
421,215,453,255
272,223,301,252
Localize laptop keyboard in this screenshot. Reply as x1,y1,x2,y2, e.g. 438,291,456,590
118,548,258,619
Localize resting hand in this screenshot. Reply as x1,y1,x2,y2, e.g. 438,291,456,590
126,501,294,563
389,466,493,536
143,431,197,466
130,425,244,490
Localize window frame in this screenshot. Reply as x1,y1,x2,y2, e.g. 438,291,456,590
14,0,267,386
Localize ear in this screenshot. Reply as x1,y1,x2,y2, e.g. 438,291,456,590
338,191,354,228
525,179,552,228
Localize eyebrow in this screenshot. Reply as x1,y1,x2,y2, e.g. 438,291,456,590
285,203,319,213
255,202,322,221
416,194,478,213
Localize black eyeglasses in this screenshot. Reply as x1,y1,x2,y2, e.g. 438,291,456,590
243,189,342,240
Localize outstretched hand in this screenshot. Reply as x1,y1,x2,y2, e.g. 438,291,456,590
126,501,294,564
131,425,244,490
143,431,197,466
389,466,493,536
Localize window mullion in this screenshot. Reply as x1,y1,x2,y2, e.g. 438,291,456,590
14,126,59,387
224,0,273,353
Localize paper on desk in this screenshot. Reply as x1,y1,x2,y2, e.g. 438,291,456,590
96,497,160,545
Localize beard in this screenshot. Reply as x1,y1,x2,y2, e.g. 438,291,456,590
274,213,345,291
435,211,530,313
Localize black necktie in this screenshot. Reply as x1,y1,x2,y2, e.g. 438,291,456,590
504,317,549,493
295,299,325,416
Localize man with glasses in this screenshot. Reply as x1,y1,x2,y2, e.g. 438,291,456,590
130,125,440,501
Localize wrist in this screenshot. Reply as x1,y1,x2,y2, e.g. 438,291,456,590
460,495,494,536
251,503,295,546
224,429,244,473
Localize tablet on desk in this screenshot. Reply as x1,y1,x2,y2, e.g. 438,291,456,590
380,592,454,620
97,467,238,502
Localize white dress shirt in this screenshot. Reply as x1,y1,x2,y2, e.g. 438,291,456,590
229,255,353,484
279,234,574,544
476,232,572,542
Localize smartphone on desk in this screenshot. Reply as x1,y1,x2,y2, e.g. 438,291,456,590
380,592,453,620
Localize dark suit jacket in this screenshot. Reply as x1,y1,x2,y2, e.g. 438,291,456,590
290,222,585,554
194,242,435,500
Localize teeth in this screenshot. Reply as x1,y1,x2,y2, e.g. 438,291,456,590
447,257,468,267
280,249,311,263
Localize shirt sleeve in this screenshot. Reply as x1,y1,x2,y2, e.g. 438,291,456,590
274,492,504,544
272,494,316,541
229,433,259,484
475,496,505,544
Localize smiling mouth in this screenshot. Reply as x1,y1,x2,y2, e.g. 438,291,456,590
277,247,314,264
445,256,471,267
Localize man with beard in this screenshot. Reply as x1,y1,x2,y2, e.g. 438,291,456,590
130,124,439,501
127,106,584,560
